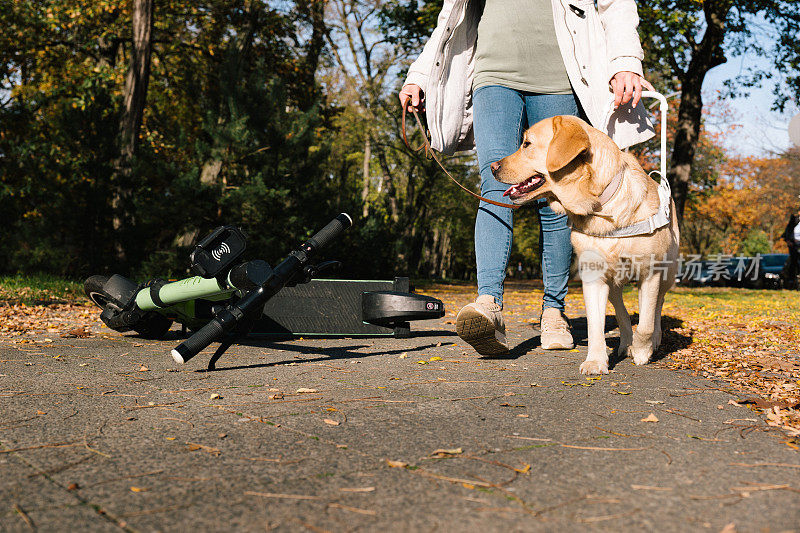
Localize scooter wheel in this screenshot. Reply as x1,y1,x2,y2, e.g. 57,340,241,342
84,275,112,309
85,275,173,339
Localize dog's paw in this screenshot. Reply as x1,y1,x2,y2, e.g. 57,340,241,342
631,345,652,366
580,360,609,375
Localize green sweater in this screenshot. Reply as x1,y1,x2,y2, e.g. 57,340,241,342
473,0,572,94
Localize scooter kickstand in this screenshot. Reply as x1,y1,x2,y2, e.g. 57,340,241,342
207,337,237,371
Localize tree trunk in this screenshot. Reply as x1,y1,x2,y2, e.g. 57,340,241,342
668,0,731,221
668,79,704,221
119,0,154,163
297,0,327,111
375,145,400,222
112,0,154,262
439,228,451,279
361,135,371,218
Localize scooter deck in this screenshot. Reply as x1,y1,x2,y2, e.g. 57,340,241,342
254,277,411,337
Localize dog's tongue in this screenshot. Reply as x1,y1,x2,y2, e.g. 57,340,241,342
503,185,518,197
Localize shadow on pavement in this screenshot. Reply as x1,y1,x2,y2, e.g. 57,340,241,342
148,329,457,343
198,340,447,372
548,314,693,371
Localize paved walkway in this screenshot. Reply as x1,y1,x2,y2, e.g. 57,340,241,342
1,300,799,531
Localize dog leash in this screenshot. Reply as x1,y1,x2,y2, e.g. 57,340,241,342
401,99,519,210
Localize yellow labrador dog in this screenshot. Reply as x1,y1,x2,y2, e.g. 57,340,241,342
492,115,679,375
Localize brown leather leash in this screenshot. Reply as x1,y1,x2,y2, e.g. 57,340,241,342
401,99,519,209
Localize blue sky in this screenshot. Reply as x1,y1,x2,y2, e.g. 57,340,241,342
700,51,798,158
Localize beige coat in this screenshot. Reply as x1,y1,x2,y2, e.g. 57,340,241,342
403,0,655,154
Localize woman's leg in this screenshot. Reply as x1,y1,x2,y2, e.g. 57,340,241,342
522,93,580,311
472,85,526,306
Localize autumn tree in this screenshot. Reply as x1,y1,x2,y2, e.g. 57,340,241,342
638,1,800,221
0,1,338,275
113,0,154,261
324,0,479,277
682,150,800,256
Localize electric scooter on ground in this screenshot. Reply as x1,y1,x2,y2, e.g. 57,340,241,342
85,214,445,369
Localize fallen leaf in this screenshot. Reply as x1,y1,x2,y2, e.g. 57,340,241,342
36,410,46,415
323,419,340,426
515,464,531,474
67,483,79,491
138,365,149,372
399,352,408,359
210,393,222,400
719,523,736,533
61,327,92,338
429,356,442,362
517,414,529,418
641,413,659,423
269,392,284,400
186,442,221,456
740,398,799,410
430,448,462,457
296,388,318,394
386,459,408,468
645,400,664,405
130,486,148,492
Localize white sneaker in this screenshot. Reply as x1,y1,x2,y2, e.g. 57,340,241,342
540,307,574,350
456,295,509,356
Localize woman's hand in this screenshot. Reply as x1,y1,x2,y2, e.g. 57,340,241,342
610,71,655,109
399,84,425,112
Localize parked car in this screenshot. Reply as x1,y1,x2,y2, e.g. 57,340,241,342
756,253,789,289
725,256,758,288
677,259,715,287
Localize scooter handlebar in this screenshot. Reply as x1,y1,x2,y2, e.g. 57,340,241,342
171,314,227,364
170,213,353,365
307,213,352,251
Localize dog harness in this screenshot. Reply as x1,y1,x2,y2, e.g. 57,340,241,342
571,167,672,238
571,92,673,238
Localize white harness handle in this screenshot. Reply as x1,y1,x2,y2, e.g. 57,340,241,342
576,91,672,238
641,90,669,181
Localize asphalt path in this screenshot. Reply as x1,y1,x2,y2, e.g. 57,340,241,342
2,305,799,532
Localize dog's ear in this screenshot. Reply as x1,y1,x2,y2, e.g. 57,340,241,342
546,116,590,174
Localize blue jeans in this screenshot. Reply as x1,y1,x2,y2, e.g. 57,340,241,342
473,85,577,309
